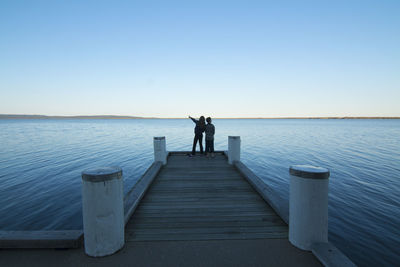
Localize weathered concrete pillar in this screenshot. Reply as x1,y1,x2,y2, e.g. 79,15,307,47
154,136,167,165
228,136,241,164
81,167,124,257
289,165,330,250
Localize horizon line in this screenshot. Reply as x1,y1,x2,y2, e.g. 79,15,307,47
1,114,400,120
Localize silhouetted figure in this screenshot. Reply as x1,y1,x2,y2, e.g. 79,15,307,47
205,117,215,157
189,116,206,156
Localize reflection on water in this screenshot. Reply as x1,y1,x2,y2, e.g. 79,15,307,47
0,119,399,266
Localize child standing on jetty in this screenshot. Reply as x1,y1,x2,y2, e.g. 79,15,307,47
205,117,215,158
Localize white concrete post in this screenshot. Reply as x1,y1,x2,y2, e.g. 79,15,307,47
289,165,330,250
81,167,124,257
228,136,241,164
154,136,167,165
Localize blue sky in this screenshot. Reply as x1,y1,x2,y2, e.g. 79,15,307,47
1,0,399,118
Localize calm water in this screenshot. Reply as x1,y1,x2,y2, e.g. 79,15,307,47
0,119,399,266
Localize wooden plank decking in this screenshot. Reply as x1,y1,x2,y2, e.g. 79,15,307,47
125,152,287,241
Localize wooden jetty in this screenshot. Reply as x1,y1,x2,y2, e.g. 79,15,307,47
126,152,287,242
0,149,355,266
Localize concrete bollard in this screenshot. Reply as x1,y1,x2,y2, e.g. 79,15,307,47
228,136,241,164
81,167,124,257
289,165,330,250
154,136,167,165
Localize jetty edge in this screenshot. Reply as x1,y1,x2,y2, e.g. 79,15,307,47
0,136,355,267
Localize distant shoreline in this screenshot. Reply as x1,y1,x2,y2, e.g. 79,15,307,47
1,114,399,120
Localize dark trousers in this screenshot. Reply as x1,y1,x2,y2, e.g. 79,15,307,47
205,139,214,153
192,134,203,155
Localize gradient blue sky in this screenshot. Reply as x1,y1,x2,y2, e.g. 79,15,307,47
1,0,399,118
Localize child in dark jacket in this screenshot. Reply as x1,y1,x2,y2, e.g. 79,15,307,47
189,116,206,155
205,117,215,157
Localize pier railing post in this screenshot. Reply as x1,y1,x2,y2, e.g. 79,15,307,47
228,136,241,164
289,165,330,250
81,167,125,257
153,136,167,165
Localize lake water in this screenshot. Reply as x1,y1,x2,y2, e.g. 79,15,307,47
0,119,399,266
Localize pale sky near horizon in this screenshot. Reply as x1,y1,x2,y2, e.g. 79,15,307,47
1,0,399,118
